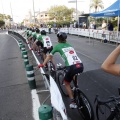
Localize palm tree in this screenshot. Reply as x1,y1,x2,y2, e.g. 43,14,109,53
90,0,104,13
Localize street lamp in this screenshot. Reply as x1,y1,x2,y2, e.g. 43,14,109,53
1,0,4,17
32,0,36,24
68,0,84,22
10,2,14,29
10,2,13,21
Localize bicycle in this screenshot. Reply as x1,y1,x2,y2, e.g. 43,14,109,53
94,89,120,120
56,64,94,120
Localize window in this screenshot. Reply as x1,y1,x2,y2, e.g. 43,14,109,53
41,15,43,17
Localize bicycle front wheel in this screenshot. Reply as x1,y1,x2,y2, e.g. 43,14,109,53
97,103,119,120
57,72,68,97
75,90,94,120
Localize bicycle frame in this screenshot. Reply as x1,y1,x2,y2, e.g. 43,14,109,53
56,65,94,120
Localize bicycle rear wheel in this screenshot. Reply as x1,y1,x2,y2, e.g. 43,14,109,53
75,90,94,120
57,72,68,97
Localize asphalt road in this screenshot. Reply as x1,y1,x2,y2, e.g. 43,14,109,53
0,31,34,120
1,30,120,120
47,33,120,120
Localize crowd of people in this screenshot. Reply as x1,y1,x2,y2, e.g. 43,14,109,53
72,20,116,31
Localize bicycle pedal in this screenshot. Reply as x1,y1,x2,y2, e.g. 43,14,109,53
71,87,76,91
77,105,83,109
62,83,65,85
69,103,77,109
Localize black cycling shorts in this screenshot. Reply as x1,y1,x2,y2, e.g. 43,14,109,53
27,33,29,36
33,36,36,42
43,46,53,54
64,63,84,83
36,41,43,48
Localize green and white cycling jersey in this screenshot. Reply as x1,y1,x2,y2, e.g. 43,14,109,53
27,30,32,38
36,34,41,41
32,32,38,40
37,35,44,41
42,36,52,48
29,30,32,35
50,43,82,66
37,35,52,48
32,32,36,37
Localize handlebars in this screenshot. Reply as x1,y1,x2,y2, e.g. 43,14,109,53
94,95,120,105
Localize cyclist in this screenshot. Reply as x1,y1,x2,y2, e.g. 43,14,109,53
36,30,53,62
27,28,32,39
101,45,120,76
27,28,36,45
32,28,41,52
21,27,29,37
38,32,84,109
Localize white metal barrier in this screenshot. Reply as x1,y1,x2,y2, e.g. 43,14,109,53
58,28,120,43
38,27,120,43
15,27,120,43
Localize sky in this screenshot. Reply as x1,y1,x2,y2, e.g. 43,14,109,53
0,0,117,23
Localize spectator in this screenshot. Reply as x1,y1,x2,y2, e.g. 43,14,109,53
76,22,78,28
74,22,76,28
79,23,83,28
93,21,96,29
118,23,120,31
82,22,86,29
102,20,107,30
89,22,94,29
107,21,113,31
48,24,52,34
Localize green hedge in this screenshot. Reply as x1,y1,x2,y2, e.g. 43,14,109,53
47,21,74,27
0,20,5,27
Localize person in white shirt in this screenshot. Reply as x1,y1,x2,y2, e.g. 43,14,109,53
82,22,86,29
89,22,94,29
102,20,107,30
